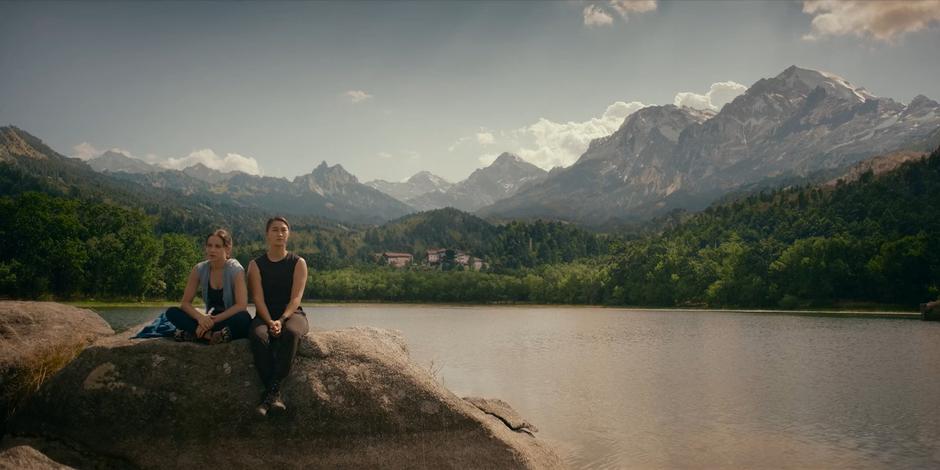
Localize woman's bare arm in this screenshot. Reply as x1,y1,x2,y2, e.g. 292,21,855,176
179,267,204,319
279,257,308,321
248,260,273,326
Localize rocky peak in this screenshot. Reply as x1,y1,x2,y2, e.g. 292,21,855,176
182,163,238,184
406,171,452,193
772,65,874,103
907,94,940,112
909,94,934,106
88,150,161,174
407,170,450,186
577,105,709,166
309,161,358,184
491,152,524,166
615,105,711,140
472,153,544,181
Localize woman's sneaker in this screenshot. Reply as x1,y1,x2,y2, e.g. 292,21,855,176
209,326,232,345
255,400,270,417
266,381,287,415
268,390,286,414
255,390,271,417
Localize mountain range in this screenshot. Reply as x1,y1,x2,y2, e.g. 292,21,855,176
104,160,412,225
479,66,940,225
86,148,548,221
396,153,547,212
7,65,940,229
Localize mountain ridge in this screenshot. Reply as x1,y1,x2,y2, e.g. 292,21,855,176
479,65,940,225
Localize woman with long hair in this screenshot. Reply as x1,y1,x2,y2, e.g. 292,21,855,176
165,229,251,344
248,216,309,416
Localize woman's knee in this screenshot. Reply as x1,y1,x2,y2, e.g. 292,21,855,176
225,311,252,339
231,310,251,326
165,307,193,329
165,306,186,321
249,321,270,344
284,315,309,336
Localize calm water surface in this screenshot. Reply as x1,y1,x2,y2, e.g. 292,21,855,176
97,305,940,469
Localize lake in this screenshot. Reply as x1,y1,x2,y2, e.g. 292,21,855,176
96,305,940,469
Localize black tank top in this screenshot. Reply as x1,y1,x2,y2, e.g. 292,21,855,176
255,252,303,319
207,286,225,313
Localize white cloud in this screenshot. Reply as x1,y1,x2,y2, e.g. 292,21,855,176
509,100,647,169
674,81,747,111
345,90,373,103
476,132,495,145
609,0,657,20
71,142,101,160
377,152,393,159
584,1,656,26
583,5,614,26
164,149,262,175
802,0,940,42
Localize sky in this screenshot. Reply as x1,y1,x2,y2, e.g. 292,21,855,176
2,0,940,183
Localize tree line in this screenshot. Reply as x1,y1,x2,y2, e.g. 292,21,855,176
0,192,202,300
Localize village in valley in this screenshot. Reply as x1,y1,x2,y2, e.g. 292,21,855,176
377,248,486,271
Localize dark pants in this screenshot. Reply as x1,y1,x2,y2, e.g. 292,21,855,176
249,312,309,389
165,306,251,340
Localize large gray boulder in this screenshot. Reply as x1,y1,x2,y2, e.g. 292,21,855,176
9,325,563,469
0,302,114,433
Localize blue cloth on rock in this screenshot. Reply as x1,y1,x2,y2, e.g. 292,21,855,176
132,312,177,338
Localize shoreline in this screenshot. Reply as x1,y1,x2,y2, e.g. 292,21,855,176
67,300,922,319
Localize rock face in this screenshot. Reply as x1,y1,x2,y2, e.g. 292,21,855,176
0,446,72,470
10,326,563,469
0,302,114,432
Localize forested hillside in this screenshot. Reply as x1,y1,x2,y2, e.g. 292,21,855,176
606,146,940,308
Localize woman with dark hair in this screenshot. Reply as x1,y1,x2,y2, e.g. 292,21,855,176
165,229,251,344
248,216,309,416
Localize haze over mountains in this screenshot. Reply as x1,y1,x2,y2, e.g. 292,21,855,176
9,65,940,228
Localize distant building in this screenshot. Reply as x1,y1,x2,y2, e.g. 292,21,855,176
427,248,447,264
381,252,413,268
427,248,485,271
